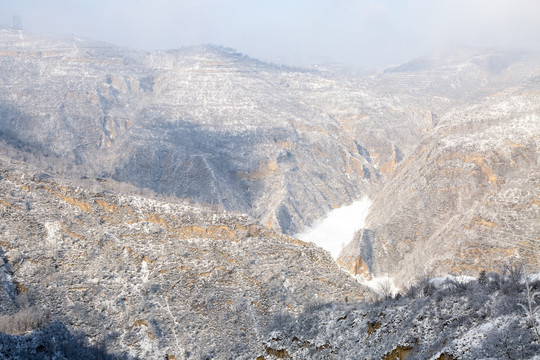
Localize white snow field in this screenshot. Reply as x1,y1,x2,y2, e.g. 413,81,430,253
296,198,371,260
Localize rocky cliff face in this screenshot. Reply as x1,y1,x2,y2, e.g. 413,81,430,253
340,73,540,286
2,29,540,278
0,30,439,235
0,158,367,359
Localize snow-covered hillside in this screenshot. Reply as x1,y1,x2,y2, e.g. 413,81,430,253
1,30,539,359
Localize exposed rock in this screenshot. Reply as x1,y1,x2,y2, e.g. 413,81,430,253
0,30,438,234
0,160,367,358
341,78,540,286
1,30,540,359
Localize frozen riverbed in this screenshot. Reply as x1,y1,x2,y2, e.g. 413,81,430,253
296,198,372,260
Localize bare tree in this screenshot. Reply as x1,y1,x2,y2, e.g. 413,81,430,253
376,279,395,301
523,274,540,343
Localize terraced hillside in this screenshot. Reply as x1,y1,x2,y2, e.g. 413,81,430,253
0,158,367,359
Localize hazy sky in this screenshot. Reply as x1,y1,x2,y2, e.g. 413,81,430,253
1,0,539,67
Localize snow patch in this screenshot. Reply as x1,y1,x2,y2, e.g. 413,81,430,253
528,272,540,283
430,274,476,287
355,275,400,297
296,198,371,259
44,221,61,246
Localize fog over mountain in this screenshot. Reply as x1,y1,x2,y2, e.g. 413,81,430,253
1,0,540,68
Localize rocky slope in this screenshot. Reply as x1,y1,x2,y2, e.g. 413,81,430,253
340,73,540,286
0,157,368,359
3,32,539,243
2,158,538,359
0,29,439,235
2,29,540,358
261,272,540,359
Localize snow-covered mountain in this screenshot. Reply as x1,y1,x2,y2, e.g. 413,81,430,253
339,67,540,288
1,29,539,358
0,29,434,235
0,157,368,358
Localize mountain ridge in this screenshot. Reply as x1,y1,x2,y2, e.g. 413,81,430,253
1,30,540,358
